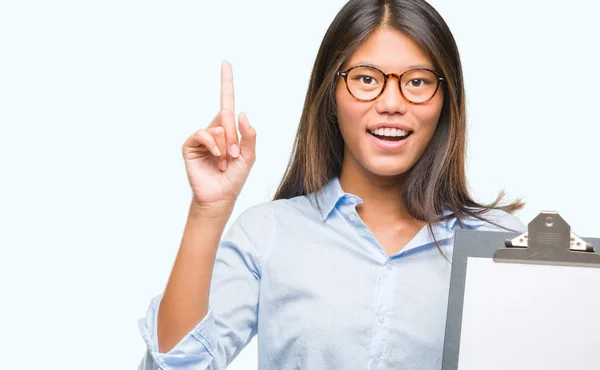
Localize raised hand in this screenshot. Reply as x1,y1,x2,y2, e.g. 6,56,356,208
182,61,256,208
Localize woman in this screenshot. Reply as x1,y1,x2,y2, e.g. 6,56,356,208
139,0,524,369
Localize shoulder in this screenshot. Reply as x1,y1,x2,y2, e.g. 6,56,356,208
223,195,319,247
233,195,318,226
459,208,527,233
223,202,278,248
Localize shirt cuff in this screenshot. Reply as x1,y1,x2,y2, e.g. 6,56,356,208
138,295,217,370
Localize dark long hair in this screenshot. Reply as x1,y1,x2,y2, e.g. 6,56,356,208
273,0,523,228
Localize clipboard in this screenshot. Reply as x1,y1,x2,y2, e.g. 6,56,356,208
441,211,600,370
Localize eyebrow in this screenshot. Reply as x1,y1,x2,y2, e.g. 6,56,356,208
345,61,435,72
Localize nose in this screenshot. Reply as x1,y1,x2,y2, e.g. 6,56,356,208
375,75,409,115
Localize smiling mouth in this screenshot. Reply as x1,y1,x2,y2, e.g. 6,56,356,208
368,127,412,142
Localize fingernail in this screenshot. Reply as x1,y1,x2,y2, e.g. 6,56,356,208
213,146,221,156
220,159,227,171
241,112,251,128
230,144,239,158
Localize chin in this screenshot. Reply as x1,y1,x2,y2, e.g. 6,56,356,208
363,161,413,178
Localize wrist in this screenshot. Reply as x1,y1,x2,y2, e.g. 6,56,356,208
189,198,235,220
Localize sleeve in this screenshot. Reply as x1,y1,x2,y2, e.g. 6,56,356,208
137,204,274,370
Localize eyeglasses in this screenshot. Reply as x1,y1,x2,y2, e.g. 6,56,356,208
336,65,445,104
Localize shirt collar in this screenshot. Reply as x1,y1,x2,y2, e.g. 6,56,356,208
314,177,361,220
314,177,487,229
443,209,487,228
401,211,487,253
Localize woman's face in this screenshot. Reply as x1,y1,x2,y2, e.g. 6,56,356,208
335,27,444,178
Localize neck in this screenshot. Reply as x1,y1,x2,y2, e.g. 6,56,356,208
338,162,415,226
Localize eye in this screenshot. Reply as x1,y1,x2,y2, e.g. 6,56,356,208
356,75,378,85
409,79,425,87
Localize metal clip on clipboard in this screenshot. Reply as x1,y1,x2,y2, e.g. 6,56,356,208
493,211,600,267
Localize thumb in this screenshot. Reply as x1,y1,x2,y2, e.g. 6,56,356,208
238,112,256,162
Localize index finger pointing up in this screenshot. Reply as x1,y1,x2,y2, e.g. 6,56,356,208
220,60,239,158
220,60,235,113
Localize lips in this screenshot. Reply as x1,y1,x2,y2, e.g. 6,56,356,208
368,123,413,133
367,127,412,151
368,127,411,141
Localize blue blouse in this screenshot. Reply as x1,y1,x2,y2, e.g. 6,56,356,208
138,177,525,369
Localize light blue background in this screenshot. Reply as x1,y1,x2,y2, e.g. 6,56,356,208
1,1,598,368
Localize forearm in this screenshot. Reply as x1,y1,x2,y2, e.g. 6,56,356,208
157,201,234,353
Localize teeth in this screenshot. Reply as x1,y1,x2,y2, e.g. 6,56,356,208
370,127,408,137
